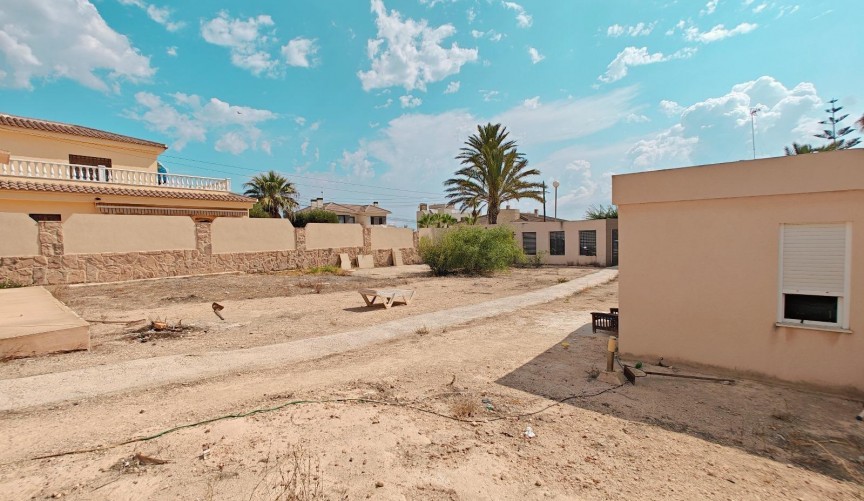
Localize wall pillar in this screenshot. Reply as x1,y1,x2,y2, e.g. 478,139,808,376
362,227,373,254
38,222,64,257
295,227,306,251
194,220,212,255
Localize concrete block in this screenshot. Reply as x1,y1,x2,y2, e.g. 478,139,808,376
598,370,628,386
391,248,403,266
0,286,90,359
356,254,374,269
339,253,352,270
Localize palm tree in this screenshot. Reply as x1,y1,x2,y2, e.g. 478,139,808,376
437,214,458,227
783,142,839,156
445,123,544,224
243,171,298,218
417,212,440,228
585,204,618,220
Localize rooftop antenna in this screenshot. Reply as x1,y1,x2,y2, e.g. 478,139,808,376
749,107,762,159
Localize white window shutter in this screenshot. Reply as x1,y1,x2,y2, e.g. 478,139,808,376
781,224,847,295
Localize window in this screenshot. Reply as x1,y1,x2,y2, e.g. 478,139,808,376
579,230,597,256
29,214,61,222
522,232,536,255
549,231,565,256
371,216,386,225
337,215,356,224
779,223,850,328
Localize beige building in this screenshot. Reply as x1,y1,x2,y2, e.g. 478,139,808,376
613,150,863,392
0,112,254,220
297,197,390,226
416,202,473,224
511,218,618,267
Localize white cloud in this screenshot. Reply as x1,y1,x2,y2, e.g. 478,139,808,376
444,81,460,94
502,1,533,28
201,11,278,76
294,116,306,126
301,139,310,156
471,29,504,42
528,47,545,64
166,46,178,57
701,0,720,15
522,96,540,109
128,91,277,153
340,148,375,178
215,131,249,155
375,98,394,109
466,7,477,23
399,94,423,108
753,3,768,14
599,46,696,83
118,0,185,31
665,20,687,36
628,76,824,169
607,22,656,37
625,113,650,123
0,0,154,91
281,37,319,67
684,22,758,43
481,90,499,102
358,0,479,92
659,99,684,116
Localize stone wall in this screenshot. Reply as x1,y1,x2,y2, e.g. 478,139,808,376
1,221,422,286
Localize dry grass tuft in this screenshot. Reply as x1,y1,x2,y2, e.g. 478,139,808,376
585,366,601,380
415,326,430,336
450,397,479,419
249,445,325,501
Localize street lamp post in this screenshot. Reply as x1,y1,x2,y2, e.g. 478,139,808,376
552,180,560,219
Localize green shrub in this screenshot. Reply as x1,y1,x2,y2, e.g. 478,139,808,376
519,250,546,268
248,202,271,218
304,265,345,275
291,209,339,227
419,225,524,276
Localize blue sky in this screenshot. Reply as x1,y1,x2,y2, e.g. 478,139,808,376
1,0,861,226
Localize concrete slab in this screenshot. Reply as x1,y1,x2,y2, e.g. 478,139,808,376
356,254,374,269
338,253,352,271
0,286,89,359
391,248,403,266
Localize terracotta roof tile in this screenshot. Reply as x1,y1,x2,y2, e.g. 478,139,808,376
0,179,255,203
0,113,167,149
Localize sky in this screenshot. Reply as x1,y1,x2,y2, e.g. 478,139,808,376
1,0,862,227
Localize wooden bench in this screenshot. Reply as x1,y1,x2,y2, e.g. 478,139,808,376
358,289,415,309
591,307,619,333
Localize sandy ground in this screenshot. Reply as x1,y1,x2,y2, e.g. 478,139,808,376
1,277,862,500
2,266,590,379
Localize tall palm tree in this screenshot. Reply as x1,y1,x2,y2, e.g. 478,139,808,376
444,123,544,225
243,171,298,218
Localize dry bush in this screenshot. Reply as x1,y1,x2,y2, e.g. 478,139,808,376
415,326,429,336
585,366,601,380
249,445,324,501
450,397,479,419
557,277,569,284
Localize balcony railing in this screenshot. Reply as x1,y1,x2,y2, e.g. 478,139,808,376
0,159,231,192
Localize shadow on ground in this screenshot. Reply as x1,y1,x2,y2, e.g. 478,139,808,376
496,321,864,484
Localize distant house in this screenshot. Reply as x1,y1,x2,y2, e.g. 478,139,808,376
475,207,567,225
297,197,390,226
0,112,254,220
416,202,473,224
613,150,863,391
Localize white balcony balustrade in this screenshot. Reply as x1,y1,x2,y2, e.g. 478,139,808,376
0,159,231,192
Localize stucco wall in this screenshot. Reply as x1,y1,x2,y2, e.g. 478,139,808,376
0,196,98,221
0,128,161,171
212,218,295,254
512,220,609,266
63,214,196,254
616,190,864,392
305,223,363,250
0,213,39,257
371,226,414,249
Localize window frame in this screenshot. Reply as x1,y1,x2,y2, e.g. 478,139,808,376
522,232,537,256
578,230,597,257
549,231,565,256
777,223,851,329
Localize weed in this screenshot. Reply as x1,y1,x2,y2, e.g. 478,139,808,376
0,278,24,289
248,445,324,501
304,265,345,276
415,326,430,336
450,397,479,419
557,277,569,284
586,366,601,380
